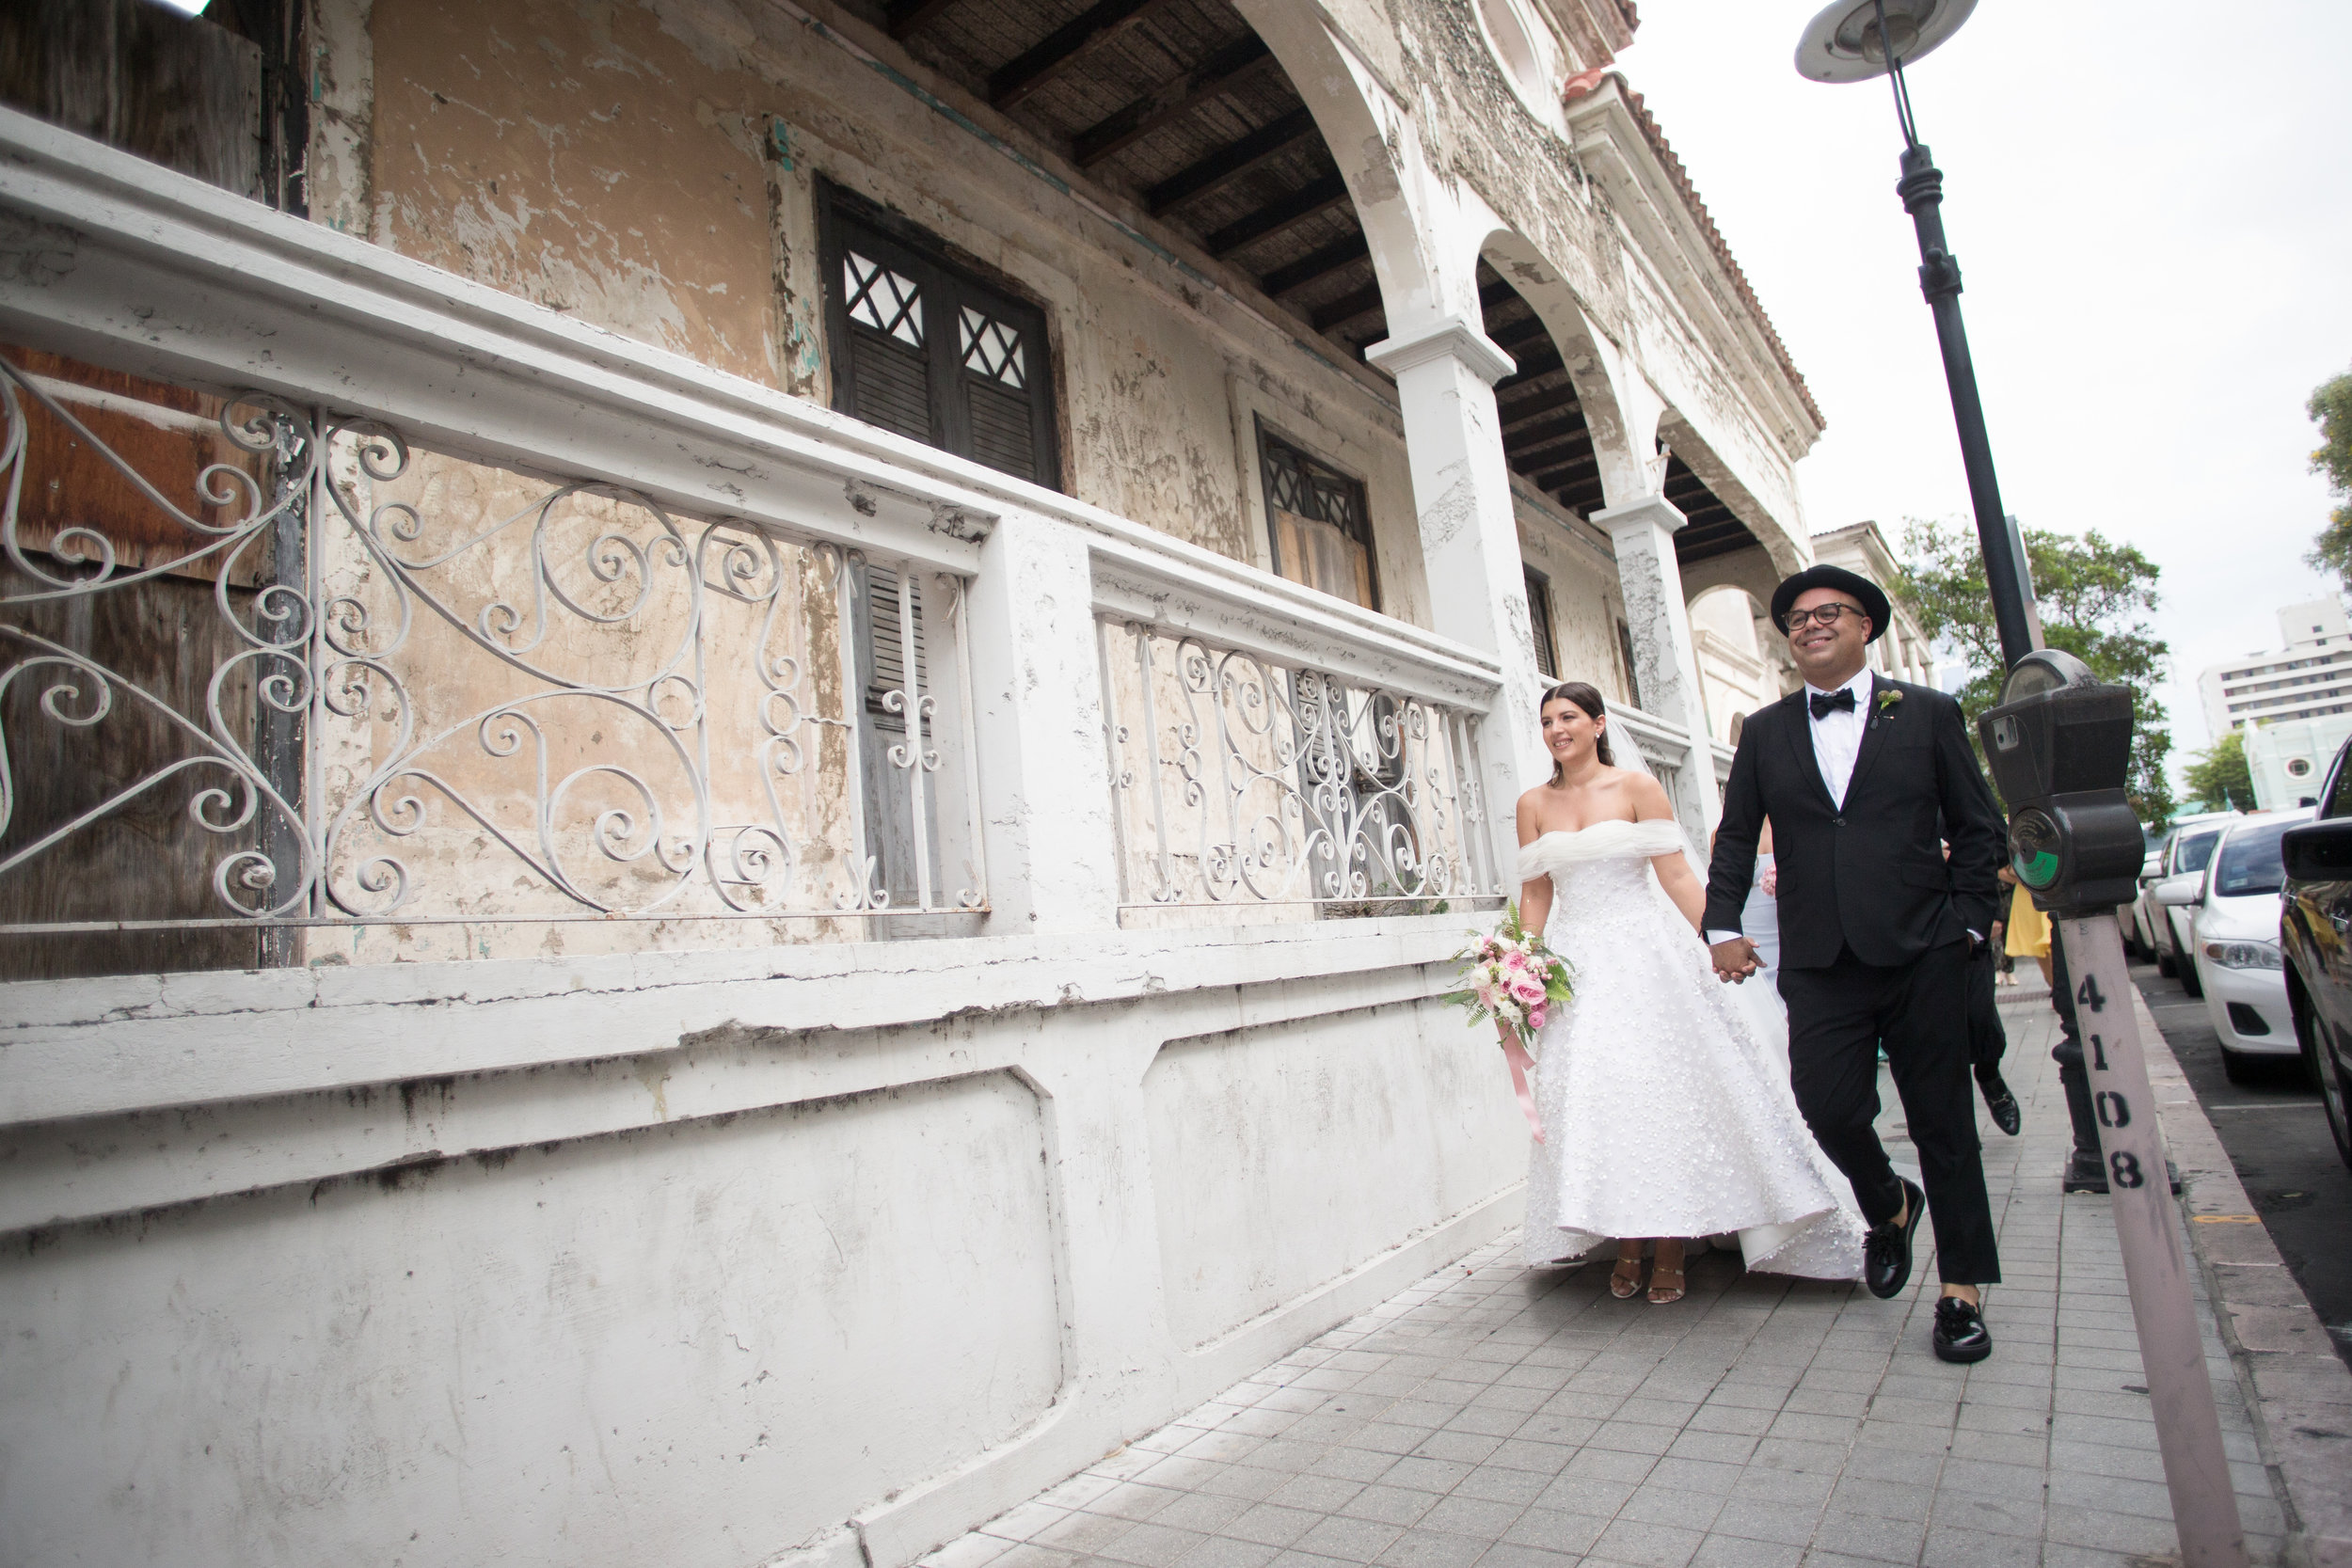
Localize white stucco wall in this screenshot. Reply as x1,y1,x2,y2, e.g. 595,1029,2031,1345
0,926,1526,1568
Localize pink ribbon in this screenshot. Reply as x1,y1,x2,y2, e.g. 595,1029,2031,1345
1501,1038,1546,1144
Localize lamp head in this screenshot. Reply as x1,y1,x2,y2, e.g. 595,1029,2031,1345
1794,0,1978,83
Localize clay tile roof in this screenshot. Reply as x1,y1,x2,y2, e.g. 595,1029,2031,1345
1565,71,1825,433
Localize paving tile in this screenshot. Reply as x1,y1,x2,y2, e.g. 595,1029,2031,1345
1500,1508,1609,1556
1690,1533,1802,1568
1372,1527,1492,1568
1806,1509,1925,1562
1176,1538,1281,1568
1095,1523,1211,1567
1339,1486,1444,1528
1533,1476,1639,1519
1708,1497,1824,1548
1616,1484,1724,1532
1289,1514,1406,1561
1418,1495,1528,1539
1083,1484,1183,1523
1451,1466,1556,1507
1472,1544,1585,1568
1585,1517,1704,1568
1035,1512,1142,1556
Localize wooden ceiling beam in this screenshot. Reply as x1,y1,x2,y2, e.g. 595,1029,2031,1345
1206,172,1350,258
1073,36,1274,168
1262,231,1369,297
1498,383,1581,426
1493,347,1564,391
1489,312,1549,351
1532,454,1601,490
887,0,963,39
991,0,1174,112
1311,279,1386,333
1504,414,1592,453
1147,105,1318,215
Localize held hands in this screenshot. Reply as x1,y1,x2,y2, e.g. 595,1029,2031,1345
1709,935,1760,984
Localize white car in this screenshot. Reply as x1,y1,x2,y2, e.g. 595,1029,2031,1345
2142,814,2237,995
2166,808,2314,1081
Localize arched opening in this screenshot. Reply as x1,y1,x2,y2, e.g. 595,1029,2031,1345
885,0,1408,361
1688,585,1782,746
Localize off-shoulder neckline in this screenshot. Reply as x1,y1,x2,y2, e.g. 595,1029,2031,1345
1527,817,1673,842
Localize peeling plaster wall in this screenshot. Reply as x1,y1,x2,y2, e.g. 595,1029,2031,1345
347,0,1431,626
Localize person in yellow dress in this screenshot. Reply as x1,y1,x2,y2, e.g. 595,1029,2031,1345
2001,867,2053,984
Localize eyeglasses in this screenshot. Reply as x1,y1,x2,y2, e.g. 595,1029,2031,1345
1784,603,1866,632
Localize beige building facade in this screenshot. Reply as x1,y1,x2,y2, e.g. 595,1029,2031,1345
0,3,1826,1563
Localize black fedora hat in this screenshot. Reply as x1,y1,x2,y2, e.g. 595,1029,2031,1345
1771,564,1890,643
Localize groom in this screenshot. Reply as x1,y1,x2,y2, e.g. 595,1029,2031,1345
1703,565,2005,1364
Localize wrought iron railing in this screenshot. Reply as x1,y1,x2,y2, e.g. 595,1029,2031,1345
0,354,983,946
1096,617,1504,913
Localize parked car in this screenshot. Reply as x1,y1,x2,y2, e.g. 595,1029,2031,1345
2280,734,2352,1172
2142,814,2238,994
2158,808,2313,1081
2119,824,2167,958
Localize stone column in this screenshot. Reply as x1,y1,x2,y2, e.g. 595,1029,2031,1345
1366,316,1548,885
1593,494,1719,839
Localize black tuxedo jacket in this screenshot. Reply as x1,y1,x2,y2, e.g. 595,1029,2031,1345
1703,674,2003,971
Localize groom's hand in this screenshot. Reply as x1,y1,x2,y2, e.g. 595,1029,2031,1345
1708,936,1760,983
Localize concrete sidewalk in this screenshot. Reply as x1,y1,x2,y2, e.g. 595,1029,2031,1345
922,999,2295,1568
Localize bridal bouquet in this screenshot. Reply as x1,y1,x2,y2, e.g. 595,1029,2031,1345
1443,906,1573,1053
1444,907,1570,1142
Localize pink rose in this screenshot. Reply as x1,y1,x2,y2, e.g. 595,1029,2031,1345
1511,976,1544,1005
1526,1004,1547,1031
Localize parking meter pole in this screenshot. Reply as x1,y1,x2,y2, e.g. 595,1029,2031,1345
2055,913,2249,1568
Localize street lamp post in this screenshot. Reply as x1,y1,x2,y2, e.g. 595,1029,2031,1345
1793,6,2250,1565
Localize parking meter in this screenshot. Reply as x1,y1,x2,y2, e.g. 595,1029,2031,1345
1975,648,2143,913
1979,649,2249,1567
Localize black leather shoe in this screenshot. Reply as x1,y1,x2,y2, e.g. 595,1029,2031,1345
1979,1071,2022,1136
1932,1294,1994,1363
1864,1177,1927,1299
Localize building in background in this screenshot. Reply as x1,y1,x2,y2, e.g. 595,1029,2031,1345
2245,713,2352,809
2201,599,2352,736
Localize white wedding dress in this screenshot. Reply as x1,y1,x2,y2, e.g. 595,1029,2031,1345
1518,819,1864,1279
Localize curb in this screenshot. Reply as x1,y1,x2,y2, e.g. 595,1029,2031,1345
2135,987,2352,1568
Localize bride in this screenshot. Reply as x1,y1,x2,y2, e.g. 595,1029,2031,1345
1506,681,1862,1300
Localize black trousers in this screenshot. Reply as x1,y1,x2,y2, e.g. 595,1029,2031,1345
1778,942,2003,1285
1966,942,2007,1079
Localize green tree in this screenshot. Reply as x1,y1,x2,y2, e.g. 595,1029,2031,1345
2182,730,2256,814
1897,519,2175,828
2306,368,2352,587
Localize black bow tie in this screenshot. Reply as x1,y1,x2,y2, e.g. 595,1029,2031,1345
1809,688,1858,720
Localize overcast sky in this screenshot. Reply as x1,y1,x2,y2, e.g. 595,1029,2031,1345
1617,2,2352,771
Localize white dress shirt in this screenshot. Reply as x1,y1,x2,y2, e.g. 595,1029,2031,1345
1805,668,1873,809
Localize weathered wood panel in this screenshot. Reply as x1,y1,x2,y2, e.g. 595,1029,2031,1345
0,0,262,200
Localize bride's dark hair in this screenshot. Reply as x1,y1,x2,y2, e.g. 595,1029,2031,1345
1541,681,1614,782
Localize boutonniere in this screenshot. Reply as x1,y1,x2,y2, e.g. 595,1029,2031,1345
1875,688,1904,716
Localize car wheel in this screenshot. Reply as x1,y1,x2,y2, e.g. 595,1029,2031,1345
2325,1053,2352,1175
2220,1044,2258,1085
2306,994,2352,1170
2157,949,2176,977
2179,957,2203,999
